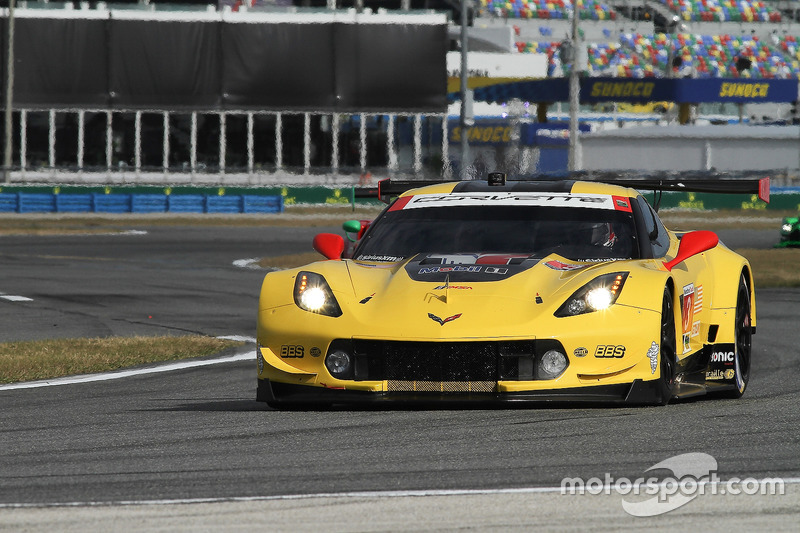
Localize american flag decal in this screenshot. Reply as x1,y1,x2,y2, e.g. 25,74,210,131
694,285,703,314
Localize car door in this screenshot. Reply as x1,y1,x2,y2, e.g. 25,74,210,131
636,195,711,360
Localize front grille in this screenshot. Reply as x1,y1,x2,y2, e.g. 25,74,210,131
345,339,564,384
387,380,496,392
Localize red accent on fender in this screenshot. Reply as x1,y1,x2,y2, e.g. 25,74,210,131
759,177,770,203
312,233,345,260
388,195,413,211
663,230,719,271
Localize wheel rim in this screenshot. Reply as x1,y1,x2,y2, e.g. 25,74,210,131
661,290,676,391
734,281,752,392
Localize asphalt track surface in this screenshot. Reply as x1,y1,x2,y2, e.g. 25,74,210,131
0,221,798,531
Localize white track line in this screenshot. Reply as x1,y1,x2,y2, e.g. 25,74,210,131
0,230,148,237
0,294,33,302
217,335,256,343
1,479,799,509
232,258,261,269
0,338,255,391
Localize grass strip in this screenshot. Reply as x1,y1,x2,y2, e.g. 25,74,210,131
0,208,791,234
659,209,792,231
735,248,800,287
0,335,244,384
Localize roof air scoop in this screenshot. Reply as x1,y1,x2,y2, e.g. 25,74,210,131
488,172,506,186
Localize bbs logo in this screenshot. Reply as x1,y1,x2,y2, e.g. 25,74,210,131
280,345,304,358
711,351,734,363
594,345,626,358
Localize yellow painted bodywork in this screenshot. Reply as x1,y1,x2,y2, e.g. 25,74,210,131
256,181,755,397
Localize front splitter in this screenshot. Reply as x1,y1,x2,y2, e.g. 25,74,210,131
257,378,666,406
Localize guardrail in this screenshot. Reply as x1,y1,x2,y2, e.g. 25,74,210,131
1,185,797,214
0,192,284,214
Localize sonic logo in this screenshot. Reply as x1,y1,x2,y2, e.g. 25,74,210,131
711,350,734,364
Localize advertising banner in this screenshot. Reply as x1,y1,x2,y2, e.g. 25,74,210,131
4,14,446,112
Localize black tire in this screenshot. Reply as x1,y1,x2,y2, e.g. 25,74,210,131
721,274,752,398
657,286,678,405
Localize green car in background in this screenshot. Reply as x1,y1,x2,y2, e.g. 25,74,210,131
778,216,800,247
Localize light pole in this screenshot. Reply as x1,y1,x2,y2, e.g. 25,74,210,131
567,1,580,172
459,0,470,179
3,0,15,184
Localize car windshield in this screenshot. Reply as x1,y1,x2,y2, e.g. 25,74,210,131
354,204,639,262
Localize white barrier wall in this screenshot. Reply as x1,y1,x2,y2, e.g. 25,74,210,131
579,124,800,172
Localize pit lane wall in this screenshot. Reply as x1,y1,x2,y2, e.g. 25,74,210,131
1,185,799,213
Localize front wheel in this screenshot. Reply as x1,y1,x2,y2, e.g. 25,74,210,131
657,286,678,405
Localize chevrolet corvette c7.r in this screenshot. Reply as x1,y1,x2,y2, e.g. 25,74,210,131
256,174,766,407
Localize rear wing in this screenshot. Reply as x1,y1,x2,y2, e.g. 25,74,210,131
355,173,770,206
578,172,770,206
354,179,443,204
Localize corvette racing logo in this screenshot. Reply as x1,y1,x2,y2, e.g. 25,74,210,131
428,313,462,325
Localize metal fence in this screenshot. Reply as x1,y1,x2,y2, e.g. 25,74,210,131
5,108,452,186
0,5,451,186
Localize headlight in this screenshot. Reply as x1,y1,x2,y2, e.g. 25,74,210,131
555,272,629,317
294,272,342,317
325,350,353,378
781,223,793,234
586,287,614,311
539,349,568,379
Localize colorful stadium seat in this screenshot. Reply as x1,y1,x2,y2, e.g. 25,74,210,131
656,0,781,23
515,32,797,79
480,0,618,20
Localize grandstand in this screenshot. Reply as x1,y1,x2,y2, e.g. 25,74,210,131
14,0,800,80
461,0,800,134
470,0,800,78
1,0,799,186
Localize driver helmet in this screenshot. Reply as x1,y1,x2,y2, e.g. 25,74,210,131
576,222,617,248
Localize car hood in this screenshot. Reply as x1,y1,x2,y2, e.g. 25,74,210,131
310,253,648,339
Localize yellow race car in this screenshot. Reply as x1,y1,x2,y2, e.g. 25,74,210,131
256,173,767,407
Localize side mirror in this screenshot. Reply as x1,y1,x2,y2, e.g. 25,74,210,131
343,219,371,242
313,233,345,260
663,230,719,271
